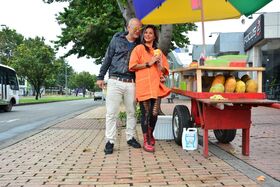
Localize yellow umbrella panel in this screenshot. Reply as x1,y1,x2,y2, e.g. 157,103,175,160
138,0,272,25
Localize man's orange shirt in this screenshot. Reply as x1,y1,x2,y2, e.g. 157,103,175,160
129,44,170,102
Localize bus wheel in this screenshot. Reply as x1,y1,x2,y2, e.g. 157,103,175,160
4,101,13,112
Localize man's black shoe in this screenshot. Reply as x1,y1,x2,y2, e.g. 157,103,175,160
104,141,114,154
127,137,141,148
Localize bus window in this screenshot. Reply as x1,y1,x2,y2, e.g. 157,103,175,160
8,74,19,90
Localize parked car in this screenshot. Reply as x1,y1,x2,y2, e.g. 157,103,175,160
94,91,105,101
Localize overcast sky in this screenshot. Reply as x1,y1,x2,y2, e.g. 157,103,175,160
0,0,101,75
0,0,279,75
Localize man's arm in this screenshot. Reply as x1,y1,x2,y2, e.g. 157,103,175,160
96,35,116,88
97,38,115,80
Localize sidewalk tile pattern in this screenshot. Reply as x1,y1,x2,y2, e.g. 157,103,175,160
0,106,260,186
208,107,280,181
161,99,280,182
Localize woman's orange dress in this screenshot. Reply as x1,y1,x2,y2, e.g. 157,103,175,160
129,44,171,102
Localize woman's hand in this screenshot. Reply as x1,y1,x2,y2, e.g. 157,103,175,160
160,76,166,83
146,52,161,68
151,55,160,65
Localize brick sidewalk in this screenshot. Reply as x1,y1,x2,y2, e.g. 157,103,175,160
0,99,279,186
160,98,280,183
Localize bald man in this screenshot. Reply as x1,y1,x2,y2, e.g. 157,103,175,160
97,18,142,154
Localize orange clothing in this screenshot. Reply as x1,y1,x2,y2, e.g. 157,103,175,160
129,44,171,102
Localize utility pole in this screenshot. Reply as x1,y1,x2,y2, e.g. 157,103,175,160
65,64,68,95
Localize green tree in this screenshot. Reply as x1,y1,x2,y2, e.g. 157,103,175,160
0,26,24,65
45,58,75,94
12,37,56,100
43,0,197,63
69,71,97,97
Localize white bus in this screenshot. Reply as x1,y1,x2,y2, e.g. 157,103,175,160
0,64,19,112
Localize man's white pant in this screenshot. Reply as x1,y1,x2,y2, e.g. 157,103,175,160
105,79,136,144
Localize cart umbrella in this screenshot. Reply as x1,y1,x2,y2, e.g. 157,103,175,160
133,0,272,24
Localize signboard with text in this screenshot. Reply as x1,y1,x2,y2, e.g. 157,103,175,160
244,14,264,51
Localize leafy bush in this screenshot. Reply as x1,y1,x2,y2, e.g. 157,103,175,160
118,104,141,125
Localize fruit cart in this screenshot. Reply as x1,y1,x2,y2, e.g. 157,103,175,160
170,66,279,157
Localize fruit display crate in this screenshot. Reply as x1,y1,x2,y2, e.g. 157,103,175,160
171,66,264,93
170,66,279,157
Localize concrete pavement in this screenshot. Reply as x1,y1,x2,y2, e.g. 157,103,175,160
0,99,279,186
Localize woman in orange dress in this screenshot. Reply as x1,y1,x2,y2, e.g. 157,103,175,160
129,25,170,152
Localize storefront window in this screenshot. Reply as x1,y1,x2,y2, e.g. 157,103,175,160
261,40,280,100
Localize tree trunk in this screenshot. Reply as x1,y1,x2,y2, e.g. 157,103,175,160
35,88,40,100
117,0,135,24
125,0,136,21
34,82,41,100
159,25,173,55
158,25,173,115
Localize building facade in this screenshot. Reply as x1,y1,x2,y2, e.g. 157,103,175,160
244,13,280,100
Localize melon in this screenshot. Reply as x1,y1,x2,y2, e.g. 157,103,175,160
224,76,236,93
246,79,258,93
212,74,225,86
210,83,225,93
235,80,246,93
189,61,198,67
154,49,161,56
241,74,251,83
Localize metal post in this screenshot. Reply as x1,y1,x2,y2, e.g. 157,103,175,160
200,0,206,62
65,64,68,95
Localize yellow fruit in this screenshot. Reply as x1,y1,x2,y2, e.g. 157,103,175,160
241,74,251,83
235,80,246,93
210,83,224,93
246,79,258,93
210,94,225,100
212,75,225,86
189,61,198,67
224,76,236,93
154,49,161,56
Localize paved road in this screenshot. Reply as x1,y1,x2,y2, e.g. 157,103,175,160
0,99,101,149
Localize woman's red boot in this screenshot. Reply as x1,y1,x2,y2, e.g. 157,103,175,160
148,127,155,146
143,133,155,152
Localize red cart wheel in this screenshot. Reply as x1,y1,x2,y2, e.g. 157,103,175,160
213,129,236,143
172,105,193,145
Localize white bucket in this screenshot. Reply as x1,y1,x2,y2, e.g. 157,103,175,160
182,128,198,151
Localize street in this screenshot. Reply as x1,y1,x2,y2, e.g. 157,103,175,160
0,99,101,149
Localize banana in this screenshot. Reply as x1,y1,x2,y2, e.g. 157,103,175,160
210,94,225,100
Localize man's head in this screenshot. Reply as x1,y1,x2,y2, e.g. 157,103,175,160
127,18,142,40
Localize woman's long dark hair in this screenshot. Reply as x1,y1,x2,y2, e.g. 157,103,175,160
141,25,159,53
